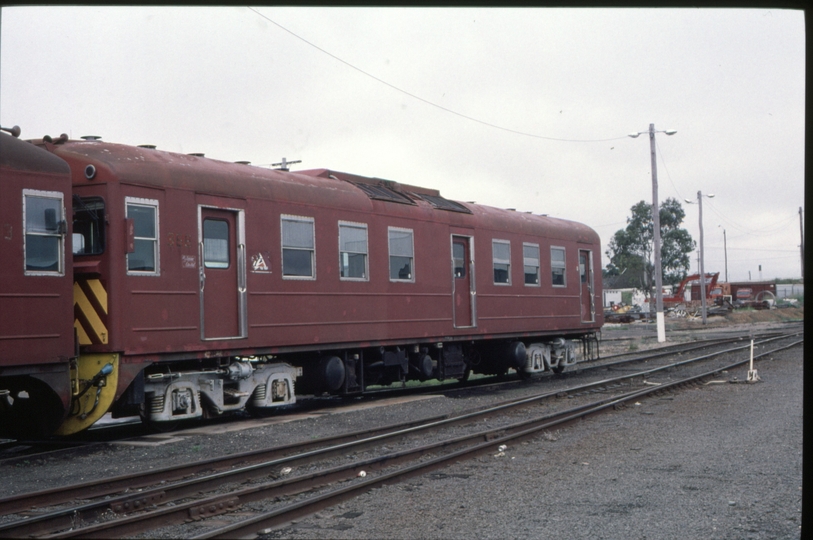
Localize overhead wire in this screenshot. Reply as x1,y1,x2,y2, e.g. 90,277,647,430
705,202,798,237
247,7,627,144
249,7,801,278
654,137,684,203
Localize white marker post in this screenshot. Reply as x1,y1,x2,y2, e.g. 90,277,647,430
747,330,760,383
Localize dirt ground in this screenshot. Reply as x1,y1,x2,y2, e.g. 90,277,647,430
612,307,804,330
667,306,803,331
720,306,804,324
599,306,803,355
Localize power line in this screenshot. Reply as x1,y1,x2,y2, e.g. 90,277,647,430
709,247,799,253
655,138,684,202
247,7,627,144
705,203,797,237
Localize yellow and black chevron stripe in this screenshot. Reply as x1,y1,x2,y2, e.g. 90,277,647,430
74,279,108,345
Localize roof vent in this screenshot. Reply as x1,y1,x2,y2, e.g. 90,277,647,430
43,134,68,144
138,144,156,149
235,161,251,165
415,193,472,214
188,153,204,157
0,125,21,138
81,136,102,141
354,183,416,206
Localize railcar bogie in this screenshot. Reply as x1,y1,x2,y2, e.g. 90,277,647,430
523,338,578,377
135,358,299,423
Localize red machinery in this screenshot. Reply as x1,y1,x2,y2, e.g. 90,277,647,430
662,273,720,308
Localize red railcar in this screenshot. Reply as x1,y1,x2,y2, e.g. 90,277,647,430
8,133,602,435
0,130,74,438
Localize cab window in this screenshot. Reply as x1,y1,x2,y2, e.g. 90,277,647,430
72,195,105,255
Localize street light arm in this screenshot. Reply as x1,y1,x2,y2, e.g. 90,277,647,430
629,128,676,137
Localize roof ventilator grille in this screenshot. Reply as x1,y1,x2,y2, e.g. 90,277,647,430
415,194,472,214
354,183,416,205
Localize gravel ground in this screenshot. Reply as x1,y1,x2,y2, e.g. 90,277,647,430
265,344,803,540
1,319,804,539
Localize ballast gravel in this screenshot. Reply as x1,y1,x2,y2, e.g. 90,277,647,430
258,344,803,540
0,325,803,539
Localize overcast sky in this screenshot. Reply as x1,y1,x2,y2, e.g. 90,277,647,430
1,7,805,282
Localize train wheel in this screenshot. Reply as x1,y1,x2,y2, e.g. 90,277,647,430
552,364,566,374
0,380,65,439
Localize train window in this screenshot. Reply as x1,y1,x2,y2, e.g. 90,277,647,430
492,240,511,285
126,197,159,275
339,222,368,280
453,241,466,278
23,189,65,275
580,252,588,283
523,243,540,286
551,246,566,287
203,219,229,268
72,196,105,255
388,227,414,282
282,215,315,279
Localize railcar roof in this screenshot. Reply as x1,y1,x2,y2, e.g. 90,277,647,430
39,138,373,212
34,137,599,245
1,133,71,175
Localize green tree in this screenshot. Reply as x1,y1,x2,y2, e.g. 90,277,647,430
605,198,696,298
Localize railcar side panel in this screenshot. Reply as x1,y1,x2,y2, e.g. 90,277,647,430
26,137,604,434
0,133,74,437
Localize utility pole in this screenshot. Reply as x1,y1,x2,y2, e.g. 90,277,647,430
719,226,728,282
800,207,805,279
649,124,665,338
686,191,714,324
628,124,676,342
697,191,708,325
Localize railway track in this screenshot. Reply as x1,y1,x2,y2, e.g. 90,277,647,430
0,329,801,539
0,328,771,466
0,327,787,467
